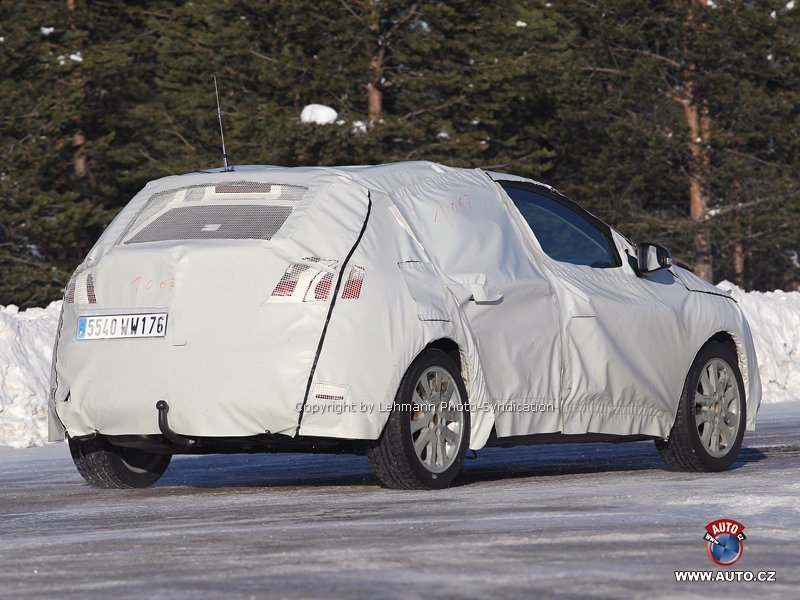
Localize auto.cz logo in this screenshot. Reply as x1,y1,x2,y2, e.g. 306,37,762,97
704,518,746,566
674,570,776,583
673,519,777,584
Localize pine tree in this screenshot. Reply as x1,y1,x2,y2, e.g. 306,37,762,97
1,1,116,305
547,0,800,289
1,1,798,305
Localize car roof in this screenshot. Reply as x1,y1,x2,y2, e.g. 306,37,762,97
146,161,553,196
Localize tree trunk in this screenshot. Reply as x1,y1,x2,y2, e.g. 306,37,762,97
365,1,384,126
73,130,88,178
684,90,713,282
683,0,713,282
733,241,744,287
366,79,382,124
66,0,91,184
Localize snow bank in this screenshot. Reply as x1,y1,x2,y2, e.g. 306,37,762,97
717,281,800,404
0,302,61,448
300,104,338,125
1,283,799,448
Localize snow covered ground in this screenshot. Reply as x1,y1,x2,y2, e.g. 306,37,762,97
1,283,799,448
0,302,61,448
0,402,798,599
717,282,800,406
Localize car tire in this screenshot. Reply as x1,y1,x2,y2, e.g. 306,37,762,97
69,434,171,489
656,341,746,472
367,349,470,490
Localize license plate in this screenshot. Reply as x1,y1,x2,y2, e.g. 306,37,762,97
77,313,168,340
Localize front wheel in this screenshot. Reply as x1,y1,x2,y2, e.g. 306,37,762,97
367,349,470,490
656,342,746,472
69,434,171,488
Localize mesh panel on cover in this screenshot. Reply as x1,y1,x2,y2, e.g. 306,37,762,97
119,182,306,244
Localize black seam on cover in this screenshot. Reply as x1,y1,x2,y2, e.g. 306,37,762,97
295,193,373,435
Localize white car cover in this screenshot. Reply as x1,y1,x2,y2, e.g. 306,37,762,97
49,162,761,448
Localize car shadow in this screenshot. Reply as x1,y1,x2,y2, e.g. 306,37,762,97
156,452,376,489
152,442,768,490
455,443,767,486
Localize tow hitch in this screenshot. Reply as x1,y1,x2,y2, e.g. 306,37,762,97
156,401,197,447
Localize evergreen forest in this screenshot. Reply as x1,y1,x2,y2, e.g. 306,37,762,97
1,0,798,306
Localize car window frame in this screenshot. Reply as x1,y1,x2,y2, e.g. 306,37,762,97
497,180,622,269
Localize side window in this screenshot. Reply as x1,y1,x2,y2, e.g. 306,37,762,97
503,186,619,268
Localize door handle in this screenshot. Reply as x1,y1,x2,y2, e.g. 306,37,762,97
445,273,503,305
470,284,503,304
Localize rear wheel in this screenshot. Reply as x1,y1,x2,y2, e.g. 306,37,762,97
69,434,171,488
367,349,470,490
656,342,746,472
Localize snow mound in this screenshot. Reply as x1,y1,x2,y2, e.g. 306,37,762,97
1,283,799,448
300,104,338,125
0,302,61,448
717,281,800,404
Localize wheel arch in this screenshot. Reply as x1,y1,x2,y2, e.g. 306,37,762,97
377,336,492,451
657,333,747,470
702,330,749,404
665,330,745,440
424,338,463,377
374,338,466,441
707,330,737,356
421,337,480,419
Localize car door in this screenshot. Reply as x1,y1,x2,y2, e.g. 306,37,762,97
388,169,563,439
499,182,688,438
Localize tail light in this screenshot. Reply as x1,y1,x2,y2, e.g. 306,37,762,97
269,258,338,303
271,263,309,297
341,265,365,299
314,273,334,300
64,268,97,304
86,274,97,303
65,280,76,304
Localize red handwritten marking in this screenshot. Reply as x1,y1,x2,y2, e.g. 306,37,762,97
131,275,176,293
433,199,455,229
451,195,473,214
433,195,475,228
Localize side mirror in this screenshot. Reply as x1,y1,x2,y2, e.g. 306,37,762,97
636,242,673,274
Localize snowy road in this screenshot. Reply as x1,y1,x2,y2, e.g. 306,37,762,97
1,404,798,599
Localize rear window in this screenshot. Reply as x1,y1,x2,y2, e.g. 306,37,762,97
117,182,306,245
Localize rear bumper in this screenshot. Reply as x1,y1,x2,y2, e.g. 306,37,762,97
52,302,319,440
51,299,390,442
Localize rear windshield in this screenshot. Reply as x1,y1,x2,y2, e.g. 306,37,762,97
117,182,306,245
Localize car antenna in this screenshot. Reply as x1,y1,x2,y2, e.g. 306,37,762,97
214,75,232,172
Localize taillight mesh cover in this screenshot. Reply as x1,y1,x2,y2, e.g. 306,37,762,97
269,258,338,303
341,265,365,299
65,281,76,304
85,274,97,303
272,263,307,297
314,273,334,301
65,267,97,304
